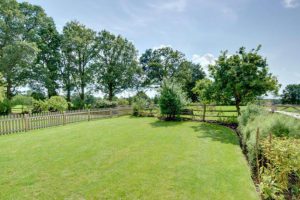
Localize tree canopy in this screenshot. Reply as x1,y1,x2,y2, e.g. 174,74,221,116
209,46,279,115
281,84,300,105
93,30,140,100
140,47,185,86
0,0,39,99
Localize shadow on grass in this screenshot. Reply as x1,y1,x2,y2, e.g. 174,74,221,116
150,120,184,128
192,123,239,145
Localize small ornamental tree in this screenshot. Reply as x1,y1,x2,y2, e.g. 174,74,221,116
47,96,68,112
158,80,187,120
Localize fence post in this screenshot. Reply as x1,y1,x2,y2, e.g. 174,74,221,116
24,114,29,132
255,128,260,183
202,104,206,121
110,108,112,117
63,111,66,125
88,109,91,121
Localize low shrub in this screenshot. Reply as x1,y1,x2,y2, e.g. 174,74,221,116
0,99,11,114
47,96,68,112
32,100,49,113
238,104,300,199
238,105,300,166
117,98,129,106
132,97,147,116
259,138,300,199
94,99,117,108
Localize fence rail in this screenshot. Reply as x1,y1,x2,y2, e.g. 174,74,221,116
141,104,239,121
0,106,132,135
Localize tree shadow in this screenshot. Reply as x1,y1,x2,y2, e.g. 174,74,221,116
192,123,239,146
150,120,184,128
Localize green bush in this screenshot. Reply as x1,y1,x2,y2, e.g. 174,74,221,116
159,80,187,120
11,95,34,107
238,104,300,199
47,96,68,112
238,105,300,166
32,100,49,113
259,138,300,199
0,99,11,114
132,97,147,116
117,98,129,106
94,99,117,108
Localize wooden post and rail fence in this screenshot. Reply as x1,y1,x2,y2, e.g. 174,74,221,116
0,106,132,135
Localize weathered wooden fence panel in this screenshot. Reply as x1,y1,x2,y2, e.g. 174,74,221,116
0,106,132,135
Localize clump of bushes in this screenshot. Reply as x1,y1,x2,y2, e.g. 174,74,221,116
94,99,118,108
32,100,49,113
158,80,187,120
259,138,300,199
0,99,11,114
238,104,300,199
132,97,148,116
48,96,68,112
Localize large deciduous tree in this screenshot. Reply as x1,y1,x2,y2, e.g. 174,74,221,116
62,21,97,106
175,61,205,102
209,45,279,115
19,2,61,98
0,0,39,99
281,84,300,105
94,30,139,101
140,47,185,87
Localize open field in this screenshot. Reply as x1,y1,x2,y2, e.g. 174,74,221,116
0,116,258,199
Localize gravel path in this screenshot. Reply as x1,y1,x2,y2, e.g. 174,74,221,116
274,110,300,119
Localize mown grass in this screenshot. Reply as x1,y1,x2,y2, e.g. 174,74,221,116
0,116,258,199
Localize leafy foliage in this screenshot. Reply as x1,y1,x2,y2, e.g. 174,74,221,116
11,95,34,107
32,99,49,113
0,0,39,99
61,21,97,105
209,46,279,115
192,78,214,104
94,99,117,109
238,104,300,166
158,80,187,120
259,138,300,200
47,96,68,112
94,30,140,100
175,61,205,102
281,84,300,105
140,47,185,86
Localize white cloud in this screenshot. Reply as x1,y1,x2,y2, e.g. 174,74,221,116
149,0,187,12
282,0,299,8
192,53,216,75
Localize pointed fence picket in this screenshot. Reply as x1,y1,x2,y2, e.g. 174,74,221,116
0,106,132,135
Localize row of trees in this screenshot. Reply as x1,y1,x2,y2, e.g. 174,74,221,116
0,0,205,108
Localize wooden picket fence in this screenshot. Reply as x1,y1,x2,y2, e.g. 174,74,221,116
0,106,132,135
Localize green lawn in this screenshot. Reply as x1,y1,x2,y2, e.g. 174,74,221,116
0,116,258,199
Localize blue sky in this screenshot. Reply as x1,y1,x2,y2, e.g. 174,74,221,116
21,0,300,93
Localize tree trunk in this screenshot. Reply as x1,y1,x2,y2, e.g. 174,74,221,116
6,78,13,100
235,100,241,116
108,88,113,101
66,87,71,110
80,85,85,102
